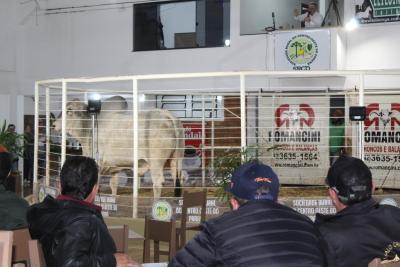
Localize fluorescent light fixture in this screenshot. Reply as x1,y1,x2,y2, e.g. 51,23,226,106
139,94,146,102
224,39,231,46
345,18,359,31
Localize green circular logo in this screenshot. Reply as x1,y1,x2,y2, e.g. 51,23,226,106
152,200,172,221
285,34,318,67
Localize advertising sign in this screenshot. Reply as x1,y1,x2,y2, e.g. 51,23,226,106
364,96,400,188
274,30,331,71
355,0,400,24
182,123,204,184
259,96,330,184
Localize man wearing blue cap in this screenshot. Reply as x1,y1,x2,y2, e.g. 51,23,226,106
169,162,326,267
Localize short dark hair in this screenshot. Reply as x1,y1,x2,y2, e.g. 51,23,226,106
326,155,372,205
0,152,12,184
60,156,99,200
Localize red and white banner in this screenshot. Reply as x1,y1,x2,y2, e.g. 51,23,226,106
259,96,330,184
364,96,400,188
182,123,203,172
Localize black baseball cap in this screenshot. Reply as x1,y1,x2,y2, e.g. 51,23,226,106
326,155,372,204
228,162,280,201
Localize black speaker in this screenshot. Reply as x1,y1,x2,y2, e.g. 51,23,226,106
349,106,366,121
87,99,101,114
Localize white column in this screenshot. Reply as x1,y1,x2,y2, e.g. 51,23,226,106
240,74,247,161
61,81,67,165
132,78,139,218
33,83,39,202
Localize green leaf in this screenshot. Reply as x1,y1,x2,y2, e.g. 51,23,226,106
0,120,27,157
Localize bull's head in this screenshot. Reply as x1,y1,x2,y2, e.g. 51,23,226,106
366,103,400,131
275,104,314,129
53,99,89,136
373,109,392,128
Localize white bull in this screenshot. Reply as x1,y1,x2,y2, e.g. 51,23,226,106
54,98,184,198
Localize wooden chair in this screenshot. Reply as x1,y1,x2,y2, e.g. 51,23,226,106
143,216,176,263
28,240,46,267
369,258,400,267
12,228,31,265
176,189,207,249
108,225,129,254
0,231,13,267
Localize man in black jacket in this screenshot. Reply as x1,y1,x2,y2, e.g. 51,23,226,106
0,152,29,230
169,162,325,267
315,155,400,267
27,156,139,267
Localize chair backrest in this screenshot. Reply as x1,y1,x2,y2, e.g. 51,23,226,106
12,228,31,263
369,258,400,267
28,240,46,267
0,231,13,267
179,190,207,248
143,216,176,263
181,190,207,228
108,225,129,254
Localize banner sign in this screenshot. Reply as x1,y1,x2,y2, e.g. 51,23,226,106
259,96,330,184
281,194,399,221
364,95,400,188
355,0,400,24
274,30,331,71
182,123,204,184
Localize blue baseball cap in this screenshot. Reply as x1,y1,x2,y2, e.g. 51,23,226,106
228,162,280,201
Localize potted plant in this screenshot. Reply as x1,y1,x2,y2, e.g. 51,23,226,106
0,120,26,157
212,145,280,203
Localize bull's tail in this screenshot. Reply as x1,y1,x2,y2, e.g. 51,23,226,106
163,110,184,197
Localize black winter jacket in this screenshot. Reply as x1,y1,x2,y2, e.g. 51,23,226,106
27,195,117,267
169,200,326,267
315,198,400,267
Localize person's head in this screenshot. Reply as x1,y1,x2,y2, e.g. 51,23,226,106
308,2,318,15
7,124,15,133
0,152,12,185
60,156,99,203
331,108,344,125
326,155,374,211
24,124,32,133
228,162,280,210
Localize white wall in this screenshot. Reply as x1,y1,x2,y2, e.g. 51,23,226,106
346,23,400,70
14,0,269,96
0,95,11,123
0,0,17,95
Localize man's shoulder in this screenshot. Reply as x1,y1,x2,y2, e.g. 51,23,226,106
0,190,29,208
206,200,311,230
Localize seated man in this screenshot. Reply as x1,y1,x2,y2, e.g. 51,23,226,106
0,152,29,230
294,1,323,28
169,162,326,267
315,156,400,267
27,156,139,267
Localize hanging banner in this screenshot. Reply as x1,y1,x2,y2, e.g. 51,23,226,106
364,95,400,188
355,0,400,24
274,29,331,71
182,123,203,184
259,96,330,184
